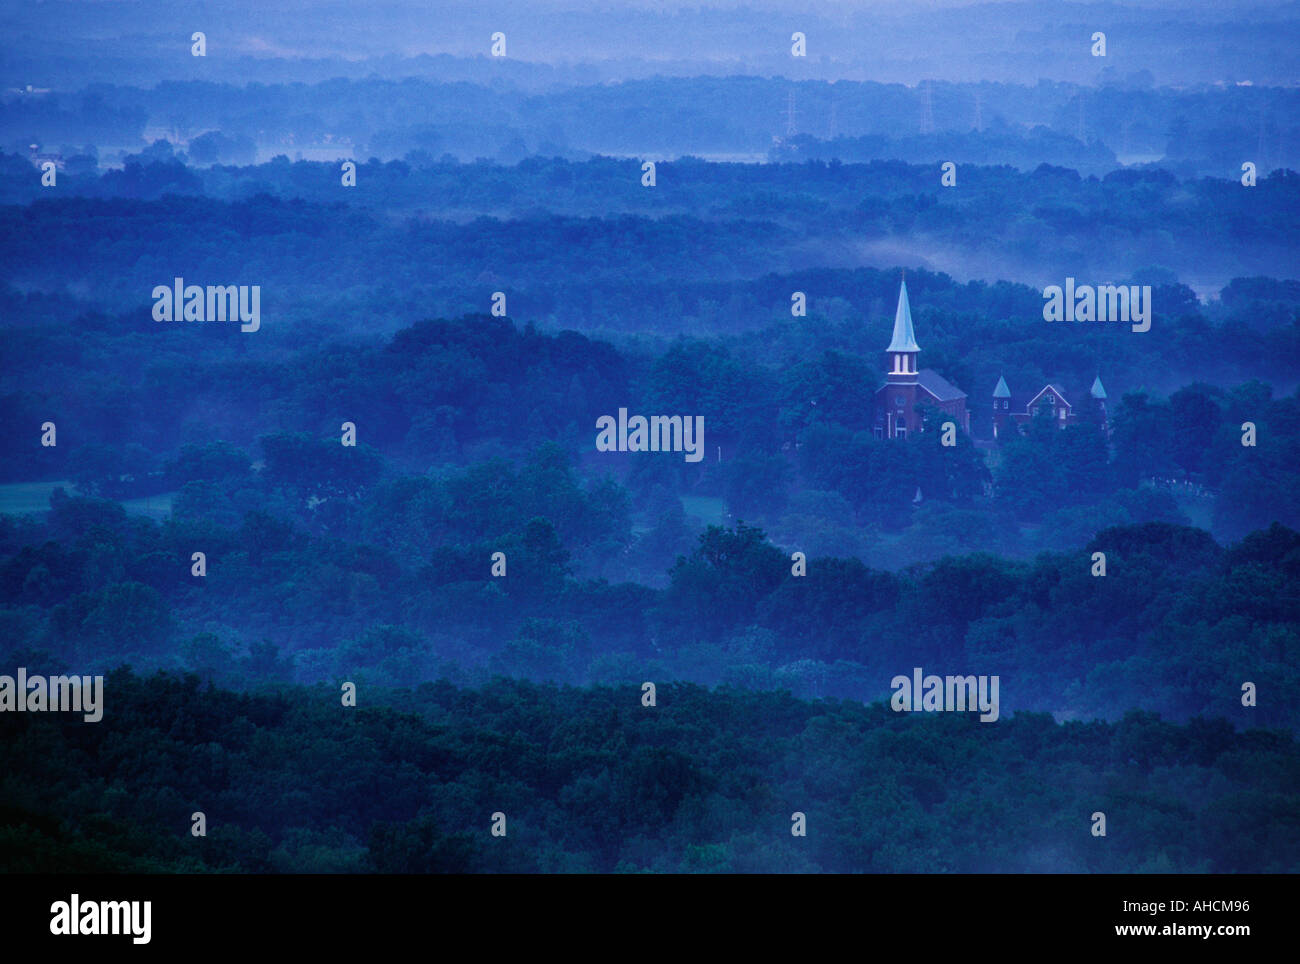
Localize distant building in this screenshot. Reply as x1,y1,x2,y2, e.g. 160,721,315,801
870,280,1108,443
872,280,970,439
992,373,1108,439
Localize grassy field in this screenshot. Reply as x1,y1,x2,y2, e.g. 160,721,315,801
0,481,175,520
120,491,176,520
0,481,70,515
681,495,728,527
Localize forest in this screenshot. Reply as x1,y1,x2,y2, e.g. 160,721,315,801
2,155,1297,301
3,672,1297,873
2,2,1298,875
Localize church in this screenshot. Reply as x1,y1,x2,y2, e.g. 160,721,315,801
871,280,1108,442
872,280,970,440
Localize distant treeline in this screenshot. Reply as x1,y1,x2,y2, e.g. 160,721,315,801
4,75,1298,174
1,158,1298,336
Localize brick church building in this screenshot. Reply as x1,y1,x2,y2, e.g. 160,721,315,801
872,280,970,439
871,280,1108,442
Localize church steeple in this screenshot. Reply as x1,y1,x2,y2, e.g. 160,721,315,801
887,279,920,383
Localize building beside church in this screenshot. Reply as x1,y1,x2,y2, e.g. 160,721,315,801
872,280,969,439
992,374,1108,439
870,280,1109,442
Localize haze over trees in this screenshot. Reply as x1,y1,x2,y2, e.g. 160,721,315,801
1,0,1297,874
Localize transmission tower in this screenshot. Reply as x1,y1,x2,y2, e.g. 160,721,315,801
919,81,934,134
1257,102,1268,172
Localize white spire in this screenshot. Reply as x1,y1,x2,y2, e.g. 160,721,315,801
887,280,920,353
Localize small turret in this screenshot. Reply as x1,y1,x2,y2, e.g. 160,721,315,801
993,374,1011,439
1090,374,1108,430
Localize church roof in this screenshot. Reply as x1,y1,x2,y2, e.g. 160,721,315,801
993,375,1011,398
1026,384,1072,411
917,368,967,402
887,280,920,353
1091,375,1107,399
